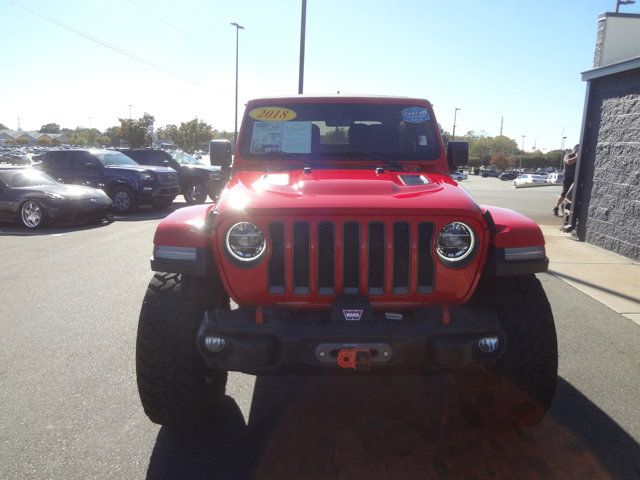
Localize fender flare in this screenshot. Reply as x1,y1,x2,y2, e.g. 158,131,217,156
482,206,548,276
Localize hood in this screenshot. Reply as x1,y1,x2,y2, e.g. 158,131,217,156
19,183,107,200
183,164,223,175
105,164,176,174
215,169,481,216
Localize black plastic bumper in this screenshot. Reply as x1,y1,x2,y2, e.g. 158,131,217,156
197,306,505,374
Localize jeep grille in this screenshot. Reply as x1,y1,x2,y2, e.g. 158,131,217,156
267,220,434,296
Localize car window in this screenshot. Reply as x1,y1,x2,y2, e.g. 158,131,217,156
47,151,71,170
72,152,99,170
0,169,58,187
93,151,139,166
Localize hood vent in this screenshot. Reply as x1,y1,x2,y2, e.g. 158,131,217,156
399,174,428,186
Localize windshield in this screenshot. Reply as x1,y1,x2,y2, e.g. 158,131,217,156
93,151,139,166
0,169,58,187
170,150,202,165
239,103,440,162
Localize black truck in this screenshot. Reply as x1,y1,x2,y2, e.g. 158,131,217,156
38,149,179,213
119,149,225,204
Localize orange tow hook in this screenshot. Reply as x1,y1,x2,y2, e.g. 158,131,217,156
337,348,372,371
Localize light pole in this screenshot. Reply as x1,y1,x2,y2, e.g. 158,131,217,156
452,107,460,140
298,0,307,94
128,104,132,119
231,22,244,145
519,135,526,170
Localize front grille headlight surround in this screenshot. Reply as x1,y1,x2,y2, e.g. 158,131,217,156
225,221,266,264
436,221,476,265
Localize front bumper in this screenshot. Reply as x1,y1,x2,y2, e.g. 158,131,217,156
197,305,505,374
49,199,114,224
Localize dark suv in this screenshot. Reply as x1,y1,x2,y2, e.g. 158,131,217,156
39,149,179,213
119,149,225,204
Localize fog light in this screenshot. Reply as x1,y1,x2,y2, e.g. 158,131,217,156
204,336,226,353
478,336,499,353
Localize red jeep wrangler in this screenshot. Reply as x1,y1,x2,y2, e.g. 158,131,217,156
136,96,557,428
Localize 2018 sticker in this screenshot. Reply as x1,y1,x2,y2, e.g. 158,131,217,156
249,107,297,122
402,107,430,123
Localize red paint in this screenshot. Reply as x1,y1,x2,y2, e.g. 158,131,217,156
151,96,547,312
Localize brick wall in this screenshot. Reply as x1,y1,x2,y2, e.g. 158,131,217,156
577,68,640,260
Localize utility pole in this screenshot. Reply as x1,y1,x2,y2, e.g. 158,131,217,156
452,107,460,140
231,22,244,145
499,116,503,136
520,135,526,170
128,105,132,119
298,0,307,94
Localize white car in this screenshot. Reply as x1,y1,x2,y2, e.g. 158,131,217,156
451,171,468,181
513,174,548,188
546,172,564,184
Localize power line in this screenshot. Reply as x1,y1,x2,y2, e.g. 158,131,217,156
128,0,214,50
9,0,209,88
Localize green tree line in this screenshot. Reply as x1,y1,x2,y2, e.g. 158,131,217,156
2,116,233,153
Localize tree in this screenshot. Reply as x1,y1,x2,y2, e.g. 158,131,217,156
37,136,53,146
0,122,8,130
105,126,121,147
39,123,61,134
162,118,213,153
118,113,155,148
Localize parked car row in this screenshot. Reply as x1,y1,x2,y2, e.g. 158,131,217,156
0,147,229,229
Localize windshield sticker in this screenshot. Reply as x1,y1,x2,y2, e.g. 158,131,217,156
249,107,297,122
250,121,312,154
402,107,430,123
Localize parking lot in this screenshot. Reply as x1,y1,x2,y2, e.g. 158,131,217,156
2,177,640,479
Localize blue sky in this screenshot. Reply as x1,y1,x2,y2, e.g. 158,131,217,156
1,0,638,151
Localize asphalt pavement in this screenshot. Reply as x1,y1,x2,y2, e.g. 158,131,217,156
1,178,639,480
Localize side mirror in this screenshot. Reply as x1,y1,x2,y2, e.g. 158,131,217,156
447,141,469,170
209,139,232,171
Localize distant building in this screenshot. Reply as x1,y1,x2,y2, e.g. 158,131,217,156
0,129,67,146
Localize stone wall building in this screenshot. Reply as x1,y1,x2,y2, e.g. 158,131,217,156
571,13,640,261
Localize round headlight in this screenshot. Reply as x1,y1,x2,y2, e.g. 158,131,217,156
436,222,475,262
225,222,266,262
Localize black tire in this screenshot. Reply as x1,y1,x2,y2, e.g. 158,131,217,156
110,186,137,213
151,197,174,210
183,181,208,204
136,273,229,428
470,274,558,428
19,200,47,229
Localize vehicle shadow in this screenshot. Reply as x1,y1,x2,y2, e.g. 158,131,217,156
145,375,640,479
0,219,112,236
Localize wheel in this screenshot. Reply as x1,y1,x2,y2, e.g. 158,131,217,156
183,182,208,204
151,197,174,210
110,186,137,213
470,274,558,428
20,200,46,229
136,273,229,428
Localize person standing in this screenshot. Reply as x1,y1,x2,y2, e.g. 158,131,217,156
553,144,579,216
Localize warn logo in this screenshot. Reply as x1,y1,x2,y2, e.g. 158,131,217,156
342,309,363,321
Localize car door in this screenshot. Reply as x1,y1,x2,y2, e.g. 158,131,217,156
0,176,14,220
71,151,104,188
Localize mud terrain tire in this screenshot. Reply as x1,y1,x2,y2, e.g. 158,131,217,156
136,273,228,428
471,274,558,428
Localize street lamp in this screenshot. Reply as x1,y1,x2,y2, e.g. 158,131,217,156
452,107,460,140
230,22,244,145
128,104,133,119
520,135,526,170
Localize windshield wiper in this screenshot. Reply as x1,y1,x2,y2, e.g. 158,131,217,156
325,150,407,172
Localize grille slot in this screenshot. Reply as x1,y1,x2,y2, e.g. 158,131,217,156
318,222,335,294
293,222,310,294
343,222,360,294
268,223,285,293
418,222,435,293
368,222,385,295
393,223,410,294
